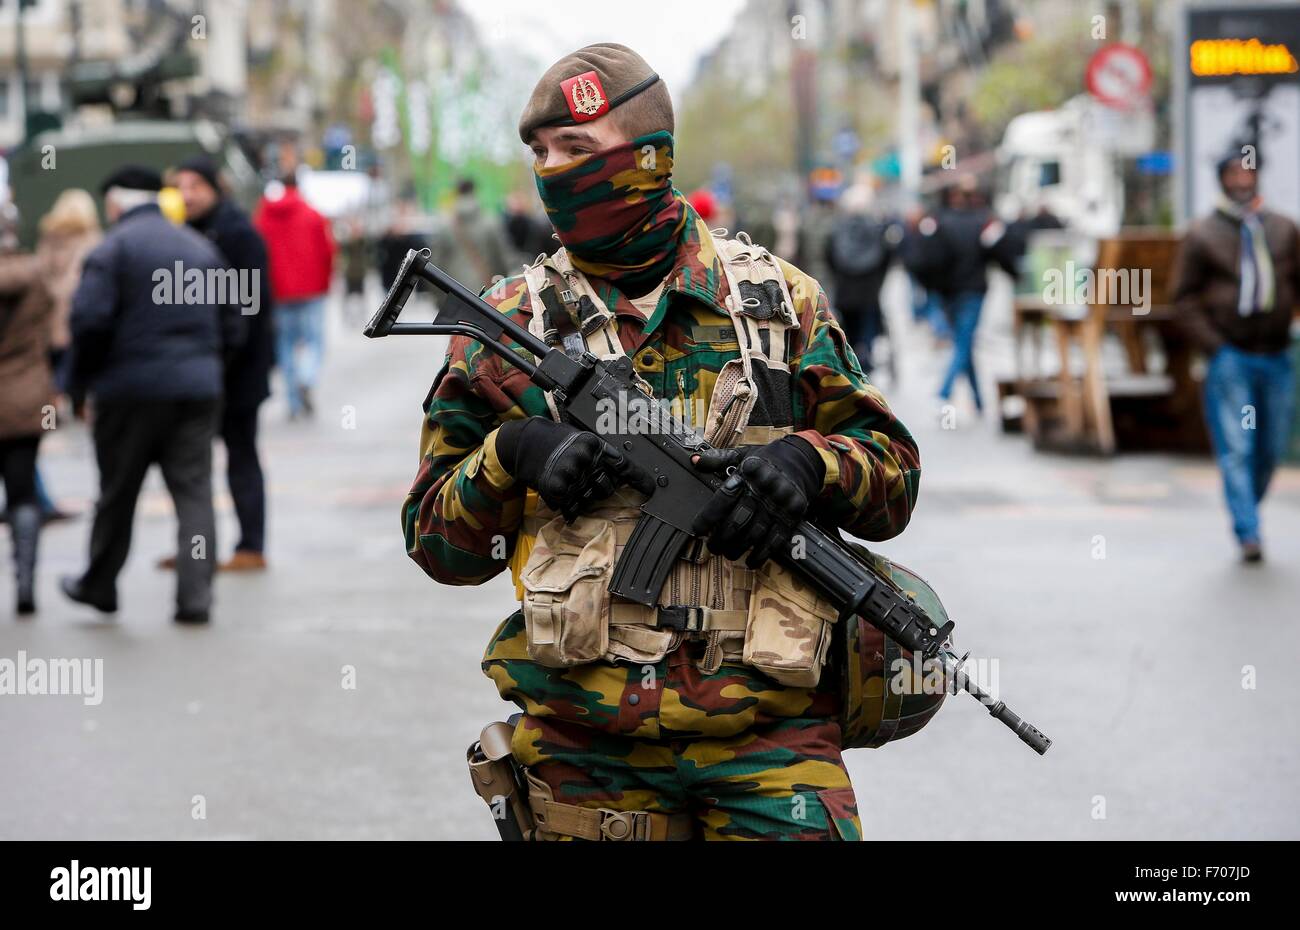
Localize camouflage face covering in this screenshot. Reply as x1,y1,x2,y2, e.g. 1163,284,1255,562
534,130,688,294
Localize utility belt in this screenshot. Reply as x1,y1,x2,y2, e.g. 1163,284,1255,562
467,720,694,841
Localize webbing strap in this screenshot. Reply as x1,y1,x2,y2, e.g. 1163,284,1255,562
532,797,694,841
609,603,748,632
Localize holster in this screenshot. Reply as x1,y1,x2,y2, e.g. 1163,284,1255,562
466,721,535,841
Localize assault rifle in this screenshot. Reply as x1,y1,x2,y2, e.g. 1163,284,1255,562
366,249,1052,755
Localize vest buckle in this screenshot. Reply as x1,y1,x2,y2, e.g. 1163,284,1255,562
599,809,650,841
656,605,704,632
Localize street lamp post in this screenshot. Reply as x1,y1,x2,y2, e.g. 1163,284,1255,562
898,0,921,206
14,0,40,146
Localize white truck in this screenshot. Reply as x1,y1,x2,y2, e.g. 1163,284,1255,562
994,95,1130,239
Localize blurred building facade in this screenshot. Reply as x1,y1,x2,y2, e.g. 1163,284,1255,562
688,0,1022,174
0,0,130,147
0,0,498,202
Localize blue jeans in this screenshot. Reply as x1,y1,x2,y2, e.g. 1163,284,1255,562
911,283,952,341
1203,345,1295,544
34,467,55,513
938,291,984,411
274,297,326,415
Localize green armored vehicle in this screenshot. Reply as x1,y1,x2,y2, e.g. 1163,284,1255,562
7,119,259,248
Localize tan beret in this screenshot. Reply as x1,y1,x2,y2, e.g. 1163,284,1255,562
518,43,661,143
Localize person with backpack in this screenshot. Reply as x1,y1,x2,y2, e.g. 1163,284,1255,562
825,184,898,376
902,177,1019,418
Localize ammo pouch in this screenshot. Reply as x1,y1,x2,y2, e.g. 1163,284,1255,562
519,515,615,667
744,559,838,687
519,506,837,685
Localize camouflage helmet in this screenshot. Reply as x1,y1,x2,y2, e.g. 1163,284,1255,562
837,545,948,749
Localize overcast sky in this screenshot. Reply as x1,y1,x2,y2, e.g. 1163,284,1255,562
463,0,748,101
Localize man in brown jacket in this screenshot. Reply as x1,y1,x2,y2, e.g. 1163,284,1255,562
1171,152,1299,561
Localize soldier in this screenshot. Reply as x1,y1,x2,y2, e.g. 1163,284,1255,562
403,44,921,841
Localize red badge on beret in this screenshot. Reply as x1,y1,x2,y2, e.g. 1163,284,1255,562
560,70,610,123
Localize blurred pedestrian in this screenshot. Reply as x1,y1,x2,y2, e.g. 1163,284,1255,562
340,216,370,324
377,200,426,295
772,200,801,263
1172,152,1300,563
429,178,511,309
0,252,54,615
910,281,952,345
24,189,102,524
903,177,1018,417
687,188,718,226
0,186,19,254
799,193,836,288
255,173,335,420
60,166,247,623
36,189,102,392
688,187,736,235
825,184,897,376
174,155,273,572
502,188,554,265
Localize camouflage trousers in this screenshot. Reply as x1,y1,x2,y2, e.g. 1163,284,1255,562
511,714,862,841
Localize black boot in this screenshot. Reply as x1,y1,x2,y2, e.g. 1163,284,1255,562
11,503,40,616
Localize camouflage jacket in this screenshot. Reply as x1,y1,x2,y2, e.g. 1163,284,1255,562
403,211,921,740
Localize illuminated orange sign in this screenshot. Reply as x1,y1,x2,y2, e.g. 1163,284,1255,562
1190,38,1299,76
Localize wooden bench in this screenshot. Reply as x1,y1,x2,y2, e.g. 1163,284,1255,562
999,232,1209,454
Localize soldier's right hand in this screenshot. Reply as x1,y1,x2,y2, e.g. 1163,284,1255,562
496,416,653,521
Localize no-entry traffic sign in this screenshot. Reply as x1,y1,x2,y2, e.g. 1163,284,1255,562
1086,43,1153,109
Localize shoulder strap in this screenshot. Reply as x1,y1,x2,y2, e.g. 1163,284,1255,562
522,250,645,422
709,229,796,370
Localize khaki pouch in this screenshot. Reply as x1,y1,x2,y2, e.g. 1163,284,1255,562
521,515,615,666
743,559,837,687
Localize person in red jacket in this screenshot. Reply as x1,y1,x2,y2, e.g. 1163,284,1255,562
254,173,335,419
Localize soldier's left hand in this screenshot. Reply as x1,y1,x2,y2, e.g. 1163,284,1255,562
690,435,825,569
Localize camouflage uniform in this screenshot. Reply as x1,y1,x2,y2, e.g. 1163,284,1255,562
403,204,921,840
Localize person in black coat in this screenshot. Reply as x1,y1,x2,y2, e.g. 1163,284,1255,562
62,165,247,623
901,178,1020,415
174,156,273,572
824,185,899,376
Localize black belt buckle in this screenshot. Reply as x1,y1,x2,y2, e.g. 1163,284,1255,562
656,605,703,632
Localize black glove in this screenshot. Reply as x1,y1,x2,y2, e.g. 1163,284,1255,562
690,435,826,569
496,417,653,521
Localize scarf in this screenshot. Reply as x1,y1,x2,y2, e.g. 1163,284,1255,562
1218,195,1276,315
534,130,688,295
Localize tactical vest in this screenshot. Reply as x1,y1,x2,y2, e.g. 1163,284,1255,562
512,230,840,686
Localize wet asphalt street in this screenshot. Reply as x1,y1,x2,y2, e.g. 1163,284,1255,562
2,274,1297,840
